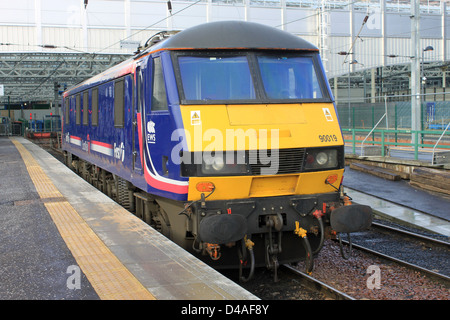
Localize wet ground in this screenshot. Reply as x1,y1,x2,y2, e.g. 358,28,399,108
342,165,450,223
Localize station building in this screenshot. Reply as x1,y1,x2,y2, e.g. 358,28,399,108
0,0,448,130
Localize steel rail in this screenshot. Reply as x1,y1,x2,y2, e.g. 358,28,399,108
337,239,450,285
282,264,356,300
371,221,450,247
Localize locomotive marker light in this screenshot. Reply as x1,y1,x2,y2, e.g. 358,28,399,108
325,174,338,185
195,181,215,193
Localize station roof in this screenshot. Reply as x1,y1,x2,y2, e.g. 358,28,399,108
330,60,450,94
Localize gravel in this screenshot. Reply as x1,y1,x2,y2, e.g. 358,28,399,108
295,240,449,300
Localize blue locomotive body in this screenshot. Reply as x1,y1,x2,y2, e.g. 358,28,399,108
62,50,189,201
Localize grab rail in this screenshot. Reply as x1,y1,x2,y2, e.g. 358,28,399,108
431,121,450,165
360,113,386,156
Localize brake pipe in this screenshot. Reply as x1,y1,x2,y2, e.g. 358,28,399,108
295,222,314,274
312,209,325,255
338,232,352,260
239,236,255,283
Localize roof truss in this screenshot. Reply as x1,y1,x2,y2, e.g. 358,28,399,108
0,52,131,104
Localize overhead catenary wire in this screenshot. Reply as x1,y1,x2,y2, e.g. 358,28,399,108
342,14,369,65
95,0,202,54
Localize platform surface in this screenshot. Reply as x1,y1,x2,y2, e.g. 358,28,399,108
0,137,257,300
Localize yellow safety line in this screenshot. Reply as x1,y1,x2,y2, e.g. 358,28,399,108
11,138,155,300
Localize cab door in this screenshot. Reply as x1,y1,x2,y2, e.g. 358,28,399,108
146,54,172,178
133,64,144,172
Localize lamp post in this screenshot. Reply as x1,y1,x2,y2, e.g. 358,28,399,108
347,60,359,128
421,46,434,103
411,0,420,153
420,46,433,145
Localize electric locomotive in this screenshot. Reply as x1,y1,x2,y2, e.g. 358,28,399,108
62,21,372,281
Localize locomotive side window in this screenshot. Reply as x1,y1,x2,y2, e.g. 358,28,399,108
76,94,81,125
92,88,98,126
257,55,324,100
152,57,168,111
83,91,89,126
114,79,125,127
64,98,69,125
137,68,144,113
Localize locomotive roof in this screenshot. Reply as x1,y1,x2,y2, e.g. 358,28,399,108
64,21,318,96
151,20,319,52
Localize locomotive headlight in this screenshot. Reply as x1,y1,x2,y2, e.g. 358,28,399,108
200,152,248,176
212,157,225,171
315,152,328,165
203,156,225,173
181,151,249,177
304,148,341,170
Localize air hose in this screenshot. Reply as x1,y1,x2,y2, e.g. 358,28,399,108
301,235,314,274
338,232,352,260
238,236,255,283
312,210,325,255
295,222,314,274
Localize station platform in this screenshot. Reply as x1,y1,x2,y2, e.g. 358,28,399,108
0,137,257,300
343,165,450,238
2,136,448,300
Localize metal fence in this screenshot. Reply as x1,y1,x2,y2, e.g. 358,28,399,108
336,93,450,163
0,115,61,136
0,122,23,136
336,100,450,131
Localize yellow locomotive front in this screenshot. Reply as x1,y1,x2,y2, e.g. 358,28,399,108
161,21,372,281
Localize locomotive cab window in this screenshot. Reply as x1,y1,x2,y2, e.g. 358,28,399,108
173,52,329,104
257,55,324,100
177,55,256,103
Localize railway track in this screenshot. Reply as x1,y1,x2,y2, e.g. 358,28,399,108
43,142,449,299
340,241,449,286
371,221,450,246
251,237,449,300
241,218,449,300
281,264,355,300
347,220,450,279
342,222,450,286
288,216,450,299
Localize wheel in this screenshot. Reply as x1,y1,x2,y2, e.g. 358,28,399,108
116,177,134,211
